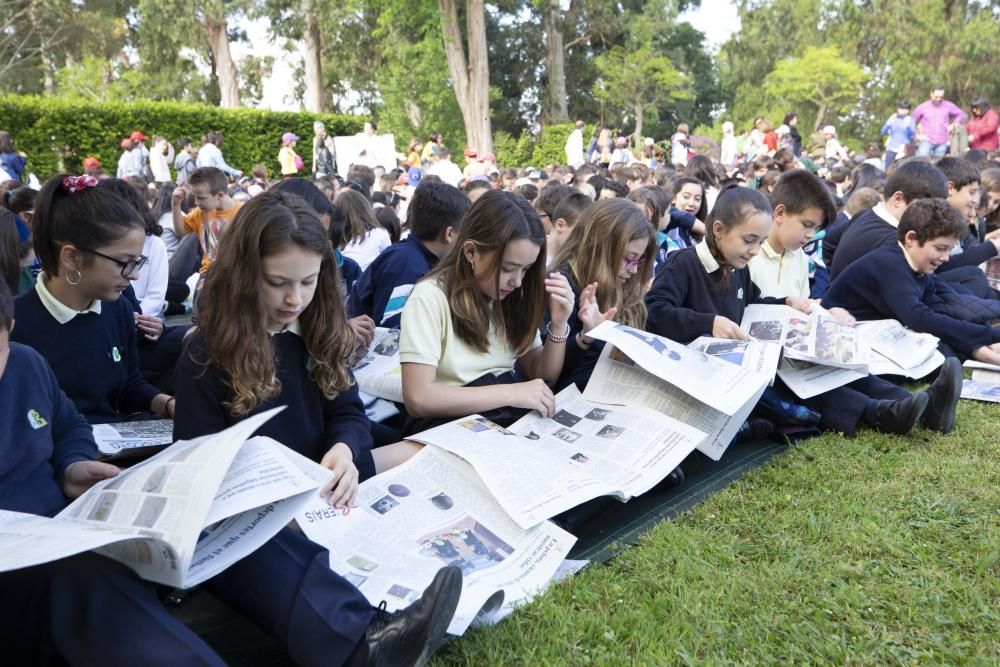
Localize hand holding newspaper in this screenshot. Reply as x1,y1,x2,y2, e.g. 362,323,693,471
0,408,324,588
739,304,867,370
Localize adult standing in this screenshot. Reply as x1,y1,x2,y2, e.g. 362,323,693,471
783,113,803,156
967,97,999,152
312,121,336,177
880,100,916,169
0,131,27,182
149,136,174,185
912,87,966,157
565,120,585,168
197,131,243,178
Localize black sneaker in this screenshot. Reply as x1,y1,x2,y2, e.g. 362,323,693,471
920,358,962,433
873,393,928,435
733,417,775,444
364,565,463,667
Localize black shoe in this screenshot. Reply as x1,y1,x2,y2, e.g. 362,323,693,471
733,417,775,444
651,465,685,492
921,358,962,433
873,393,928,435
364,565,463,667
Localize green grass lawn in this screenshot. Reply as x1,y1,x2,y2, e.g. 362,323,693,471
435,399,999,665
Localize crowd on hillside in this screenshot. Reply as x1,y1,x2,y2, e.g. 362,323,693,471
0,84,999,666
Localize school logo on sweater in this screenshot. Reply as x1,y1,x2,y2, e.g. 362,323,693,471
112,346,122,362
737,287,744,301
27,409,48,430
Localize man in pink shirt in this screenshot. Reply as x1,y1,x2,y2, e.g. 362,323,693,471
913,87,966,157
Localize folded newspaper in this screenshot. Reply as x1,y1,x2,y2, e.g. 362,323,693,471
581,321,773,460
92,419,174,460
407,385,705,530
352,327,403,404
963,359,1000,384
292,446,576,636
959,379,1000,403
0,408,323,589
854,319,943,378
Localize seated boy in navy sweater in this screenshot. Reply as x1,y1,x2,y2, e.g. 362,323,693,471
349,181,469,328
824,198,1000,365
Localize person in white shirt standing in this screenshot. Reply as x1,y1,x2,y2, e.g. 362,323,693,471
149,136,174,185
564,120,585,168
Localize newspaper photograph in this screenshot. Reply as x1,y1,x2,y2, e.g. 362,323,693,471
689,336,782,379
739,304,796,343
294,447,576,636
352,327,404,403
583,345,765,461
959,379,1000,403
92,419,174,457
740,305,867,370
585,321,770,415
776,357,867,399
408,386,705,529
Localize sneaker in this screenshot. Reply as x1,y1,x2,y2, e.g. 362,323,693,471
364,566,463,667
873,393,928,435
920,358,962,433
733,417,775,444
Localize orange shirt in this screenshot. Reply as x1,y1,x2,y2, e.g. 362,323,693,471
183,203,243,272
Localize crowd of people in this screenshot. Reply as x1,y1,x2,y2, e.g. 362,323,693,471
1,83,999,665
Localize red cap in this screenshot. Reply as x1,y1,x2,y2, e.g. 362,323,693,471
130,131,148,142
82,156,101,169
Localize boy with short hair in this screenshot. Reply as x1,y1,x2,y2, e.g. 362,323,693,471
546,191,591,265
173,138,197,186
349,181,470,328
171,167,242,273
824,198,1000,366
934,157,999,267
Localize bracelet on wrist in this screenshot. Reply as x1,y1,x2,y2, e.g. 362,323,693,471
544,321,571,344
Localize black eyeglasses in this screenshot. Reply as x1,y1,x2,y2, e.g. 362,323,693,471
82,248,149,277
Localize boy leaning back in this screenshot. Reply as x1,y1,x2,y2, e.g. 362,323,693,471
171,166,242,273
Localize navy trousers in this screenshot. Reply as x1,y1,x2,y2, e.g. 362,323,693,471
794,375,910,435
0,528,372,667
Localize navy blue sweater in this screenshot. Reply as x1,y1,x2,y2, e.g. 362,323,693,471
12,289,160,423
349,235,438,329
173,330,373,466
645,246,784,344
823,243,1000,357
0,342,96,517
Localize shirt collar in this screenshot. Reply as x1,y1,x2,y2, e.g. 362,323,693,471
873,202,900,228
35,272,102,324
695,240,721,273
897,242,921,274
760,239,782,260
269,319,302,337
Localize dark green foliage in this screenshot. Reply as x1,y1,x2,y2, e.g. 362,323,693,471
0,95,363,179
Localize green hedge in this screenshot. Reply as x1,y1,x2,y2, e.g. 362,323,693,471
0,96,364,180
494,123,594,170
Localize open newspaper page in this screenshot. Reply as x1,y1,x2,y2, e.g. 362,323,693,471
0,409,321,588
855,319,940,373
739,304,798,343
960,379,1000,403
776,357,867,399
92,419,173,459
352,328,404,403
689,336,782,378
741,305,868,371
585,321,770,415
408,386,705,529
293,447,575,636
583,344,766,461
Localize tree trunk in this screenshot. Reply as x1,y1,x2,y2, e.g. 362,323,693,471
438,0,492,154
542,0,568,124
633,103,644,146
302,0,326,112
205,13,240,108
814,100,828,132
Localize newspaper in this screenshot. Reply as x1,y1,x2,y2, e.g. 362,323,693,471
0,409,323,588
353,328,403,404
776,357,867,399
963,360,1000,384
407,386,705,529
689,336,782,379
92,419,174,459
585,321,771,415
293,446,575,636
985,256,1000,291
866,349,944,379
740,305,866,370
854,319,939,371
959,379,1000,403
583,344,766,461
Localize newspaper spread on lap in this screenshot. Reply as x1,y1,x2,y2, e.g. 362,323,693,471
407,386,705,529
292,447,575,636
352,328,404,404
776,358,867,399
854,319,939,372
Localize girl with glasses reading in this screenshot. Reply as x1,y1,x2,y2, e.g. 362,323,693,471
10,174,175,422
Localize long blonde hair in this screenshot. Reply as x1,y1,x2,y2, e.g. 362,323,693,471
552,198,655,328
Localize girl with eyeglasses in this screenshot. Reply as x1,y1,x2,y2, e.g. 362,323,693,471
546,198,656,391
11,174,174,422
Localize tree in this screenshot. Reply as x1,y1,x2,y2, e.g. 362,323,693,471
593,45,689,142
438,0,492,154
764,46,869,132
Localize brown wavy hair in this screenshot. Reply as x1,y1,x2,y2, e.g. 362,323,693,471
195,190,354,415
423,189,547,356
552,198,655,328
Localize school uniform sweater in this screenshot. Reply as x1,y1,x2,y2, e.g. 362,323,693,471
173,329,374,467
349,235,438,328
645,242,785,344
12,287,159,423
0,342,96,517
823,243,1000,357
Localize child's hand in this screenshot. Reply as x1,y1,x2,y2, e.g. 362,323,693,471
319,443,359,510
506,379,555,417
61,461,121,499
785,296,812,314
712,316,749,340
545,272,575,332
135,313,163,341
576,282,617,343
827,307,856,325
348,315,375,349
172,185,187,207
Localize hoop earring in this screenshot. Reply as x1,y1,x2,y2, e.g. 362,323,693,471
65,269,82,286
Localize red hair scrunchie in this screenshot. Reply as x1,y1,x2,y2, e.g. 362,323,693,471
62,174,98,193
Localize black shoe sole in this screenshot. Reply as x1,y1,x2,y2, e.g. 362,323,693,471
921,358,962,434
413,566,464,667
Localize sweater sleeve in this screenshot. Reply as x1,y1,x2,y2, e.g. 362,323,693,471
645,255,717,341
348,263,375,320
114,300,161,415
172,334,232,440
43,358,98,478
323,378,374,465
